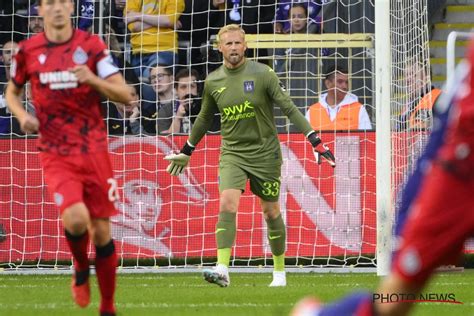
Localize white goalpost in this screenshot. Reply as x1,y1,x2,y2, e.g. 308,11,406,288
374,0,392,276
0,0,435,274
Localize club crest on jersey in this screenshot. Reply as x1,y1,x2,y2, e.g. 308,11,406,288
54,192,64,206
243,81,254,93
73,46,88,64
38,54,47,65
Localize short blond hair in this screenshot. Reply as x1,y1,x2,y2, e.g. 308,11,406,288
217,24,246,43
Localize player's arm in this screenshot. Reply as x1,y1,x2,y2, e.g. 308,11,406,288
5,82,39,134
164,81,219,176
5,45,39,134
72,67,133,105
71,59,134,106
266,68,336,167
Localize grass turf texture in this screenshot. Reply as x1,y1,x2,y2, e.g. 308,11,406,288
0,271,472,315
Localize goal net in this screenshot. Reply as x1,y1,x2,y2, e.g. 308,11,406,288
390,0,434,207
0,0,442,271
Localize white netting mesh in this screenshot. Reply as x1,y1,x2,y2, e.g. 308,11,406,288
0,0,438,270
390,0,433,211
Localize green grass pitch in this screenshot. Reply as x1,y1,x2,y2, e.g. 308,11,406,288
0,271,473,315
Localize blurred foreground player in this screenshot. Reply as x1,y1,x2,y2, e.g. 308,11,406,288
5,0,134,315
291,41,474,316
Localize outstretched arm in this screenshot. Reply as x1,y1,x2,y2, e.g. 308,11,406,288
188,82,219,147
266,67,336,167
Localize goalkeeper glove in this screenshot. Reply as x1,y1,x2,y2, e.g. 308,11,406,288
308,132,336,168
164,141,195,176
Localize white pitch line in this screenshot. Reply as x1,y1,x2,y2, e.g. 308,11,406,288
0,302,292,309
1,301,472,310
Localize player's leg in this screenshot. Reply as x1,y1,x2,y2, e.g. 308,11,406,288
40,152,93,308
61,202,92,308
375,165,473,316
84,151,119,315
90,218,117,316
203,188,241,287
203,161,246,287
249,165,285,287
292,164,474,316
260,199,286,287
217,189,241,266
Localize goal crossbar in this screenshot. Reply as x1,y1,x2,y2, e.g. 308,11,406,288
244,33,374,49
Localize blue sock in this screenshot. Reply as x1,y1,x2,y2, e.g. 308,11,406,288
320,292,373,316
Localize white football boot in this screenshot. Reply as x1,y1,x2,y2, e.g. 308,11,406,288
203,264,230,287
269,271,286,287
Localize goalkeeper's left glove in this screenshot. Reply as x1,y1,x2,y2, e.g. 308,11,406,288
308,132,336,168
164,141,195,176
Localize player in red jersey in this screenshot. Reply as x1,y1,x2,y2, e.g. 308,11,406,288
291,41,474,316
5,1,134,315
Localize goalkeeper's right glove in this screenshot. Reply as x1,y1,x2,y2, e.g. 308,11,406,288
308,132,336,168
164,141,195,176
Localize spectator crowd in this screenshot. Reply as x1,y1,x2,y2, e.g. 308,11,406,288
0,0,391,137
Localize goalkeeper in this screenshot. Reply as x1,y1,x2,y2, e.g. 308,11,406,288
165,24,335,287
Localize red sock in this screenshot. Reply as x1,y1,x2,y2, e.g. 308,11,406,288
65,230,90,272
95,239,117,314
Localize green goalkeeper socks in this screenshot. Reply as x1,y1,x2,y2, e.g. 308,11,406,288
217,248,231,267
265,214,286,258
273,254,285,272
216,212,237,267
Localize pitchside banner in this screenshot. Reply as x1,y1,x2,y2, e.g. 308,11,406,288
2,133,468,262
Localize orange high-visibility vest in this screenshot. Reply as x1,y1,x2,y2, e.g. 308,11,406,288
408,88,442,129
307,101,363,131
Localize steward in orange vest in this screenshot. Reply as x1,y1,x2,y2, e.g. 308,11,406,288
408,88,442,130
306,92,372,131
396,87,442,131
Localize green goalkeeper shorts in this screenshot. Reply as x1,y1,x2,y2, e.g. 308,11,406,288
218,159,281,202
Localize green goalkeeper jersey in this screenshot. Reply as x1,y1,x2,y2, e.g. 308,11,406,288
189,60,313,164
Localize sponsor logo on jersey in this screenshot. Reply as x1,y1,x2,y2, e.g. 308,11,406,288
39,71,78,90
38,54,47,65
211,87,226,98
222,100,255,121
243,80,254,93
73,46,88,64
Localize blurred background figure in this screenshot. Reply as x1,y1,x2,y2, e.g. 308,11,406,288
396,61,441,131
27,2,43,35
125,0,185,79
0,41,19,134
103,84,140,135
274,0,324,34
138,64,176,134
169,68,220,134
273,3,320,74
